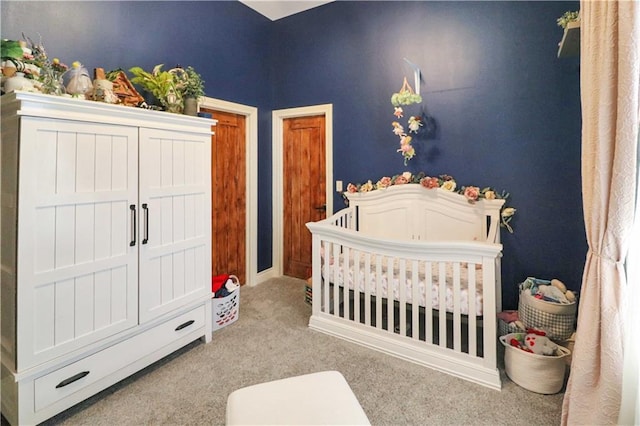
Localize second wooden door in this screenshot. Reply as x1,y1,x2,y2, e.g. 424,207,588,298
202,108,247,284
283,115,326,279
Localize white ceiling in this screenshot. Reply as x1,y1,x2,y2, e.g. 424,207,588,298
239,0,335,21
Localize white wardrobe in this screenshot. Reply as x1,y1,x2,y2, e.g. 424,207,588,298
1,92,215,425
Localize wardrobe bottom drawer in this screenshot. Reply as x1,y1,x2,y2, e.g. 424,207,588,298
34,305,205,412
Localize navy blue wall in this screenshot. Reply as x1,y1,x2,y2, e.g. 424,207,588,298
2,1,585,308
272,1,585,308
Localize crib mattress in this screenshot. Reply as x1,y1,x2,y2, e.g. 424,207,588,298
321,254,485,316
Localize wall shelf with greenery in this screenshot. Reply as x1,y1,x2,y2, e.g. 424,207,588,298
557,18,580,58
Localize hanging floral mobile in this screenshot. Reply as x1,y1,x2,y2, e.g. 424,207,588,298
390,76,424,165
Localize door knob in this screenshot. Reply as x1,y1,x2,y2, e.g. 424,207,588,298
314,204,326,212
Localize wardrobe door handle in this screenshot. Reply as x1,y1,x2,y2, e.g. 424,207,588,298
129,204,137,246
175,320,195,331
56,371,90,388
142,203,149,244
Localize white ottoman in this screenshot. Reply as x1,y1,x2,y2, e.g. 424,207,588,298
226,371,370,425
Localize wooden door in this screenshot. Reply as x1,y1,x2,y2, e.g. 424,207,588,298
283,115,326,279
200,108,247,284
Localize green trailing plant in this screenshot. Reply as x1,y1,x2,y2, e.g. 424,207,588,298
557,11,580,29
129,64,181,110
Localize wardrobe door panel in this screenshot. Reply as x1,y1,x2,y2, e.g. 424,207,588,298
138,128,211,323
17,118,139,371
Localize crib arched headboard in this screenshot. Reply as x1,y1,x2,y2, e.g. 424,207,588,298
345,185,505,244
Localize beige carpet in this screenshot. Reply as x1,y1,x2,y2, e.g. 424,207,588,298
37,276,564,425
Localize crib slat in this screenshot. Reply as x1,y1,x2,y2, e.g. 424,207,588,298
453,262,461,353
386,257,394,333
468,263,477,357
398,258,407,337
332,242,341,317
322,240,330,314
438,262,446,348
364,253,371,326
375,256,383,330
342,246,350,321
353,250,361,325
411,260,419,341
425,262,433,344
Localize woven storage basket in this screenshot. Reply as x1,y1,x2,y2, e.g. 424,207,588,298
212,276,240,331
518,290,576,341
500,333,571,394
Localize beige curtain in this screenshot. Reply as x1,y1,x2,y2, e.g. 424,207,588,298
561,1,640,425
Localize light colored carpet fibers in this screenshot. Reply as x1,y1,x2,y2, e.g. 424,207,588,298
34,276,564,425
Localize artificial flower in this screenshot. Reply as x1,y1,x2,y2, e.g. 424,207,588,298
51,58,68,73
501,207,516,218
463,186,480,202
420,176,440,189
376,176,392,189
360,180,374,192
501,207,517,233
441,180,457,192
394,175,409,185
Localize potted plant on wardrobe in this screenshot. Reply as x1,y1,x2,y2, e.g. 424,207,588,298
129,64,183,112
181,66,204,116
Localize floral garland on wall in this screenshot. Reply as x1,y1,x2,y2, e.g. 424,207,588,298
345,171,517,233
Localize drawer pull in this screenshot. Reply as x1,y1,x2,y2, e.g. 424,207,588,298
55,371,90,388
175,320,195,331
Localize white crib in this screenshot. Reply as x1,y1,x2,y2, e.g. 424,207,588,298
306,184,505,390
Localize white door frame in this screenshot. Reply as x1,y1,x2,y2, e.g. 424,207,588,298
199,97,258,287
272,104,333,277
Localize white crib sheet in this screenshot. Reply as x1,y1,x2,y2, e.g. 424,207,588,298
321,253,485,316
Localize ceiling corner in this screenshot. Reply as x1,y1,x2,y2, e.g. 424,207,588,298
239,1,335,21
